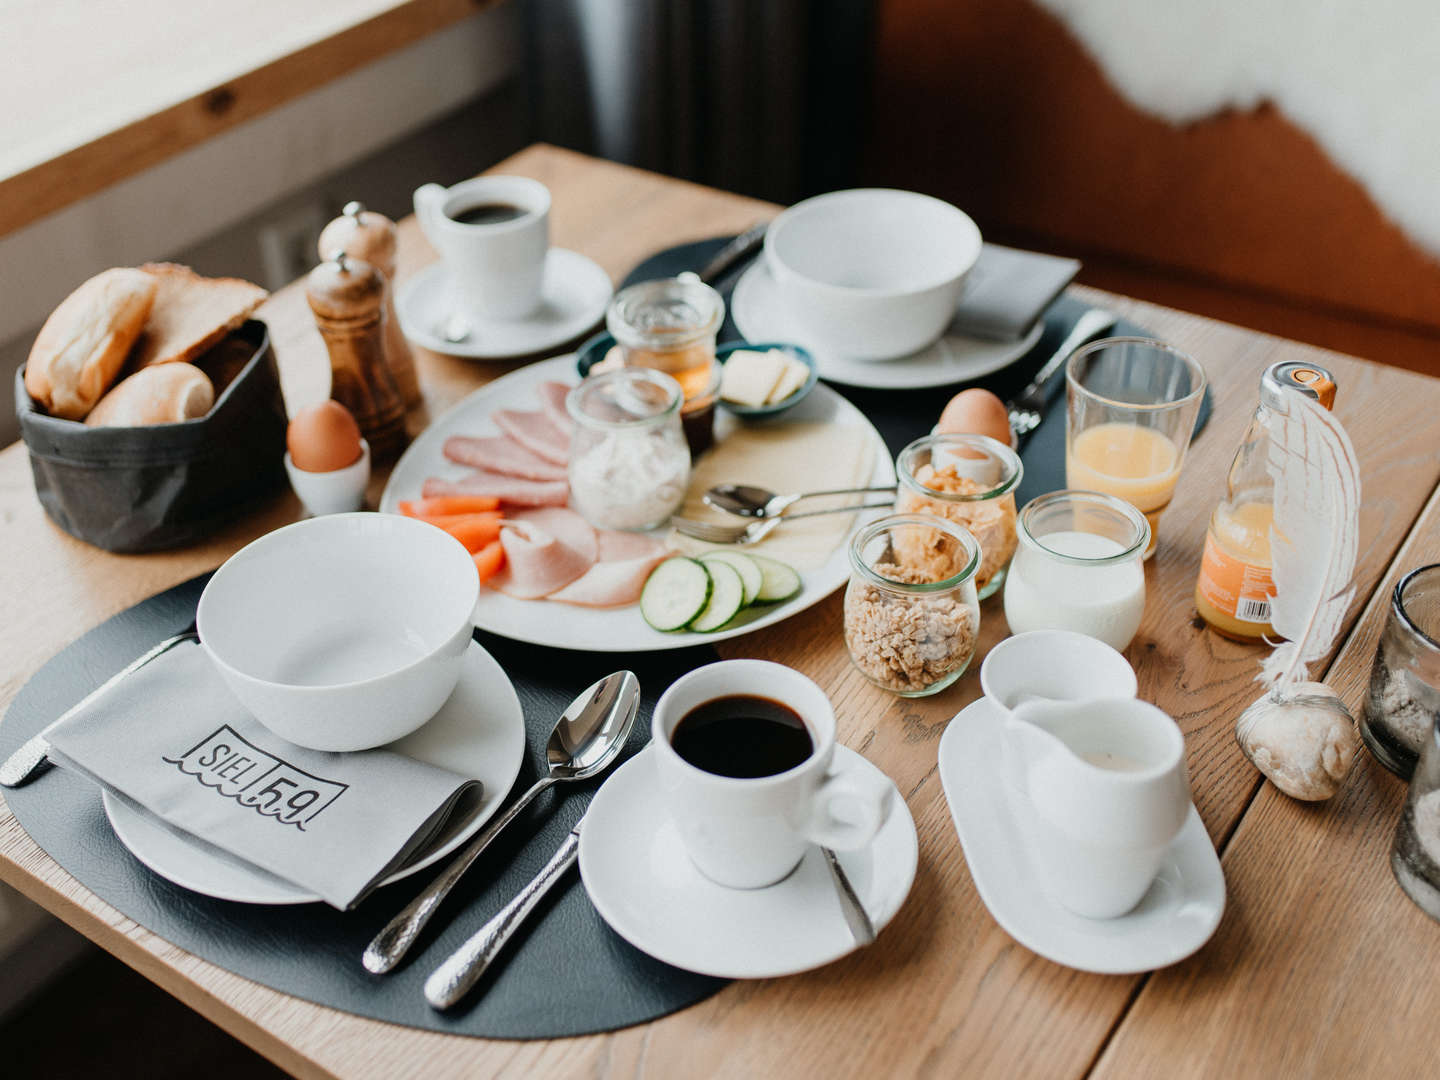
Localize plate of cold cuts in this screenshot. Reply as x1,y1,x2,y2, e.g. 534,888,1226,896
380,354,895,652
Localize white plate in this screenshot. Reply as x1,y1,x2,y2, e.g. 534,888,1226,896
396,249,613,359
104,641,526,905
578,746,918,979
380,354,895,653
937,695,1225,973
731,261,1043,390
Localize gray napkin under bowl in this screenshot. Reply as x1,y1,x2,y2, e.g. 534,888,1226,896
45,643,479,910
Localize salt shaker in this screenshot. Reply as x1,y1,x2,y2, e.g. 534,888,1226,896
305,253,408,462
318,201,421,408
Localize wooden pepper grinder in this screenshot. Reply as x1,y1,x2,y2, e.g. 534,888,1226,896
306,252,408,462
317,201,421,408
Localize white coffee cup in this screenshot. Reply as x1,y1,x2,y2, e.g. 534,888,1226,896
1002,696,1191,918
980,629,1138,711
651,659,893,889
413,176,550,322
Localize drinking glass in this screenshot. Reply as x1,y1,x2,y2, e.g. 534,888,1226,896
1065,337,1206,559
1363,564,1440,779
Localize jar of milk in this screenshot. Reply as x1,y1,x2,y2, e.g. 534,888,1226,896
1003,490,1150,651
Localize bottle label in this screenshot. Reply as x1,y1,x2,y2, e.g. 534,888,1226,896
1196,533,1275,625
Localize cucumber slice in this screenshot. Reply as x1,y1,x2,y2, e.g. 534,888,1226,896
749,554,802,603
689,560,745,632
700,551,763,607
640,558,712,631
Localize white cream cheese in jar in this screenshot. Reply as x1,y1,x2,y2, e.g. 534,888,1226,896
567,368,690,531
1003,491,1150,652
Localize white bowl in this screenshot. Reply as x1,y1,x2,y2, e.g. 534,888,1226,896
285,439,371,516
197,513,478,751
764,188,982,361
979,630,1138,711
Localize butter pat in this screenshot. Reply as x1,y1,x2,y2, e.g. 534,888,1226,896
720,349,787,406
767,355,809,404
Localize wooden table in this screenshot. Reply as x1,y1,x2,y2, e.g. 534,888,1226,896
3,144,1439,1079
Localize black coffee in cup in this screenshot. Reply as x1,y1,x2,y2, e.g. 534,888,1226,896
447,201,528,226
671,695,813,779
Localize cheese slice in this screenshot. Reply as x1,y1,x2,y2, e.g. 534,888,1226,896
766,354,810,404
720,349,787,406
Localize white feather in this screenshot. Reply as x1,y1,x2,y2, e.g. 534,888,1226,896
1257,392,1361,695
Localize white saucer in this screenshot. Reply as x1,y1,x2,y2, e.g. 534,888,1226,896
731,261,1044,390
578,746,918,979
937,695,1225,974
397,249,613,359
104,641,526,905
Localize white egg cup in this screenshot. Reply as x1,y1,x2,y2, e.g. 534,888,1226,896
284,439,371,516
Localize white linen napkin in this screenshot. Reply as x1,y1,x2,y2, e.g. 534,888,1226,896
45,642,480,909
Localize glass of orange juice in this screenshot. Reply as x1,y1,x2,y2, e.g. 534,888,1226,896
1065,338,1206,559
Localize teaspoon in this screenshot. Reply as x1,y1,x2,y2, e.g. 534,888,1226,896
362,670,640,974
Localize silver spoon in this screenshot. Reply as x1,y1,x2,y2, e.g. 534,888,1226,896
362,670,640,974
704,483,898,519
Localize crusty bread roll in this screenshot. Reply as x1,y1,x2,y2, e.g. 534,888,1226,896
24,268,158,420
130,263,268,368
85,362,215,427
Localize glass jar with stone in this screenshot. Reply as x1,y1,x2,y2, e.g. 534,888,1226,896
1391,714,1440,920
1362,564,1440,779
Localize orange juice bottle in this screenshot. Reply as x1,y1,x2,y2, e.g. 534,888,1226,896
1194,362,1337,642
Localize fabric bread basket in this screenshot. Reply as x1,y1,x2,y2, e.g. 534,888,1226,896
15,320,287,553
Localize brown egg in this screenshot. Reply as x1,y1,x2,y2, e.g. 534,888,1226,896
287,400,363,472
937,388,1013,447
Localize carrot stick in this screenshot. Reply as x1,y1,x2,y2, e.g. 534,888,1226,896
399,495,500,517
473,540,505,583
412,511,503,529
436,514,502,552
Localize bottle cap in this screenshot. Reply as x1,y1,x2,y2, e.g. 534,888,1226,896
1261,361,1337,411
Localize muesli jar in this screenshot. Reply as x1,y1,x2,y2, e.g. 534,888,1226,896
1362,564,1440,779
894,433,1022,600
843,513,981,697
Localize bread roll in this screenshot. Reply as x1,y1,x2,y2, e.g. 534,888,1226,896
85,363,215,427
24,268,158,420
131,263,268,368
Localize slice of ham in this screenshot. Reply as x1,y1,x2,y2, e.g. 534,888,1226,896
443,435,567,481
487,520,594,599
595,528,670,562
493,408,570,466
537,381,575,433
501,507,598,564
423,472,568,507
548,550,672,607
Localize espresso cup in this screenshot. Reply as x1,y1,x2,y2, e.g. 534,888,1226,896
651,660,893,889
413,176,550,322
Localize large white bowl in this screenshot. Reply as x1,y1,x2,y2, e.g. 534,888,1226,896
197,513,478,752
764,188,982,361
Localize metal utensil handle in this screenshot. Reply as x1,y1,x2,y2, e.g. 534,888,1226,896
782,501,896,522
698,222,768,284
788,485,898,506
0,628,198,789
424,826,582,1010
822,847,877,946
1008,309,1117,414
363,774,556,974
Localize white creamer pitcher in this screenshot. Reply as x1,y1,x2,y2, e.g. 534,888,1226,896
1002,697,1191,919
413,176,550,322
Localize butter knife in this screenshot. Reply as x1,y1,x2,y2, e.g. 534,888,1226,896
424,817,584,1010
0,627,198,789
676,222,768,290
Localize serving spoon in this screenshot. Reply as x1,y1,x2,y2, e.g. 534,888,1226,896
362,670,640,974
704,483,898,519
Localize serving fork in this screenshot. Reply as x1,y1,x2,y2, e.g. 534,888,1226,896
672,503,894,545
1005,308,1117,438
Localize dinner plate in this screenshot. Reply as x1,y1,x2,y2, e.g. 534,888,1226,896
937,695,1225,973
731,261,1043,390
380,354,895,652
396,250,613,359
578,746,918,979
103,641,526,905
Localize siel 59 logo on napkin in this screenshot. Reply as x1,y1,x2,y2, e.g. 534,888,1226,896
164,726,347,830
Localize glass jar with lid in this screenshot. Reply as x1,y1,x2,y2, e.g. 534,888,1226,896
566,368,690,532
1003,490,1151,652
894,433,1022,600
1362,564,1440,779
843,513,982,697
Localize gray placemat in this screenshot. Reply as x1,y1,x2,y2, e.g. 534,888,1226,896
2,574,727,1038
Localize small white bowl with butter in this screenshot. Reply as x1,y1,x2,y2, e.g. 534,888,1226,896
715,341,817,419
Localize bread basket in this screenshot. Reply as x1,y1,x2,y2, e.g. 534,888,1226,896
15,320,287,552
